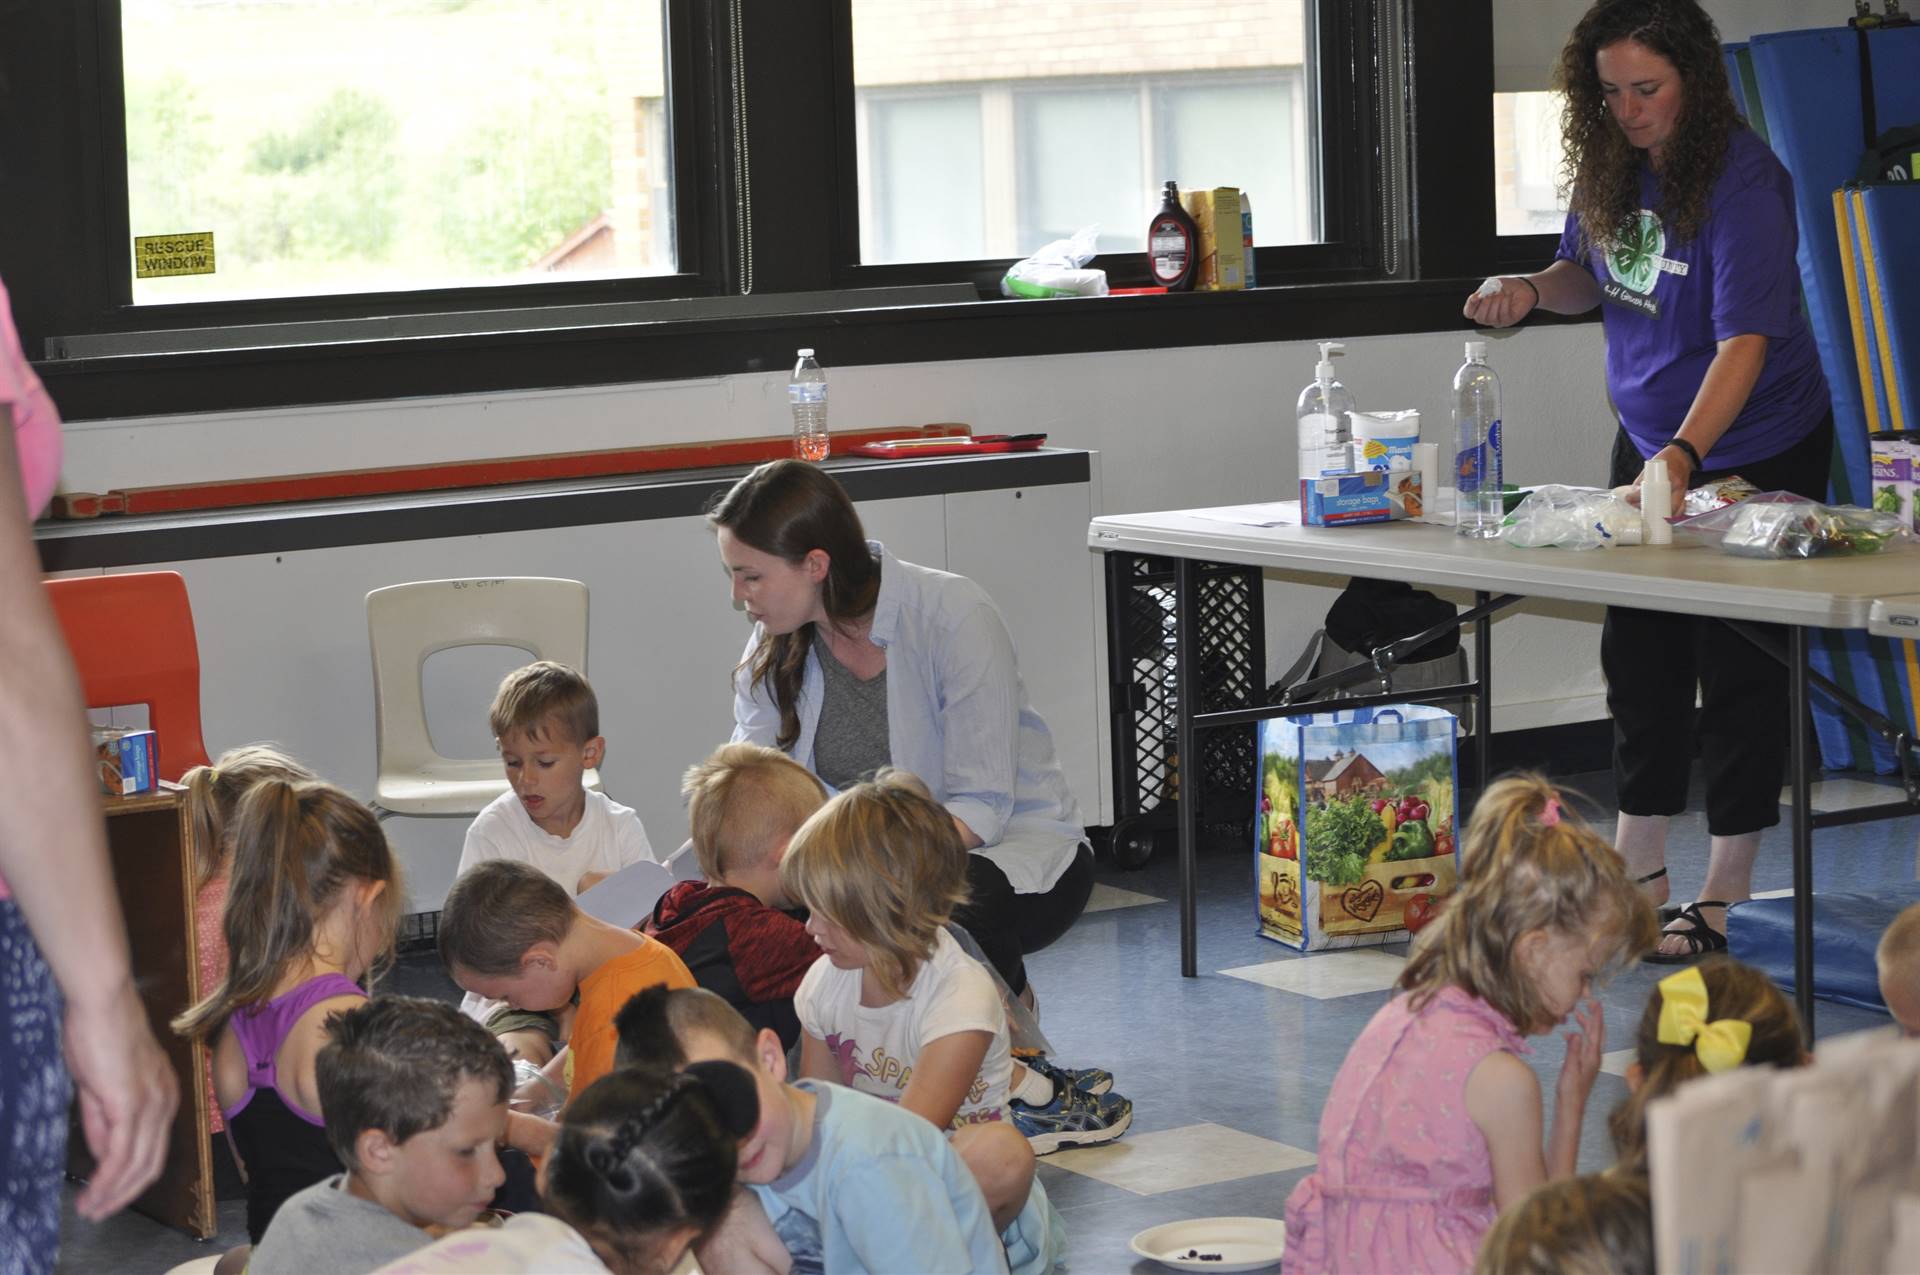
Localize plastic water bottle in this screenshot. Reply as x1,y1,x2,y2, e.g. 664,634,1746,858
1452,340,1503,538
789,349,829,462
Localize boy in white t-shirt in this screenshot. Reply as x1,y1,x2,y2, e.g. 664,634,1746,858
456,661,655,1063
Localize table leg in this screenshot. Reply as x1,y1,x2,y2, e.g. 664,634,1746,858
1175,556,1200,978
1789,625,1815,1043
1475,590,1493,795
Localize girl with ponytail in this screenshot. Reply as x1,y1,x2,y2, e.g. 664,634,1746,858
172,778,401,1246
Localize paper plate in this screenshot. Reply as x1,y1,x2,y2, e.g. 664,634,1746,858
1128,1216,1287,1272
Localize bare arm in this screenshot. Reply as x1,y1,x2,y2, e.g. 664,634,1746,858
0,406,176,1219
1637,333,1770,514
1462,260,1603,328
896,1030,993,1130
1464,1049,1548,1211
798,1030,840,1084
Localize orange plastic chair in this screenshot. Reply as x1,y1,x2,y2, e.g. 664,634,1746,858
46,571,212,782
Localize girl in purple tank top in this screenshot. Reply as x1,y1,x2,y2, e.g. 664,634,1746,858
1283,778,1658,1274
173,777,402,1248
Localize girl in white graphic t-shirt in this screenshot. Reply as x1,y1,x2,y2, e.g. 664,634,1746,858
781,772,1077,1233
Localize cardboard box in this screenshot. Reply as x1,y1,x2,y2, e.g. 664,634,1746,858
1871,438,1910,528
1301,469,1423,526
1180,187,1245,291
94,727,157,796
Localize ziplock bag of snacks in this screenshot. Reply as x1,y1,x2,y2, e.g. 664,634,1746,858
1672,491,1911,559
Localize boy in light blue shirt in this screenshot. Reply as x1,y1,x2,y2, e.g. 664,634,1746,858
615,985,1062,1275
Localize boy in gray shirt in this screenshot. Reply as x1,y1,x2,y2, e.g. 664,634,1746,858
251,997,517,1275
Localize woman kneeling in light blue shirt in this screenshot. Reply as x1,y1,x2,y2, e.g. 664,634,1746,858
708,460,1093,1001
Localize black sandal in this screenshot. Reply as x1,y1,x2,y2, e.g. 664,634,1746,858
1644,900,1730,965
1635,868,1684,924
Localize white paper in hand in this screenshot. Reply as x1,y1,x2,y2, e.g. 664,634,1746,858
575,860,675,929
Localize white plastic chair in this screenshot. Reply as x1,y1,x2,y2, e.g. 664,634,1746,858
367,577,599,817
666,839,706,883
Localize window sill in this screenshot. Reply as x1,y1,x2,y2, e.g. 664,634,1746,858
36,277,1598,422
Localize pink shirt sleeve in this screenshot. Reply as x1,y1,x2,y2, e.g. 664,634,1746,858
1,279,61,518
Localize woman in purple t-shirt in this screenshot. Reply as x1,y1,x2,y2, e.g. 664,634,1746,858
1464,0,1831,963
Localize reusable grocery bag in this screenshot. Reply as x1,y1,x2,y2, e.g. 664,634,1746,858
1255,705,1459,951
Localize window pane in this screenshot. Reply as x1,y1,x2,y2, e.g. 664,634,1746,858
1494,91,1569,236
852,0,1313,266
865,95,986,263
122,0,672,305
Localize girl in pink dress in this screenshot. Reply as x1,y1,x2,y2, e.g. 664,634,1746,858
1283,776,1659,1274
182,746,318,1133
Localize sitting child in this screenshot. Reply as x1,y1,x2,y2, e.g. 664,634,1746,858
616,985,1060,1275
781,771,1131,1156
438,857,694,1101
180,744,318,1135
1608,956,1804,1172
1878,902,1920,1035
250,996,513,1274
1282,776,1658,1273
172,779,403,1246
458,661,656,1064
646,743,840,1050
1475,1172,1653,1275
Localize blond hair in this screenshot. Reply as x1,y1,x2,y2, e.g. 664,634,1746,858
1475,1171,1653,1275
489,660,598,747
1878,902,1920,971
779,770,969,1002
172,779,401,1041
1608,955,1803,1171
181,743,317,890
683,743,826,880
1397,774,1657,1034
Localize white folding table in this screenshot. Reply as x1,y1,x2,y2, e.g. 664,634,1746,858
1089,505,1920,1035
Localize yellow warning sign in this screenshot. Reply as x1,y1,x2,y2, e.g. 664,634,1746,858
134,232,216,279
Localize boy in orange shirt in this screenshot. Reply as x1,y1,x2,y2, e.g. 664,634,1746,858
439,858,695,1098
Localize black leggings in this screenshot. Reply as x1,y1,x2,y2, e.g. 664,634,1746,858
952,846,1095,997
1601,414,1834,836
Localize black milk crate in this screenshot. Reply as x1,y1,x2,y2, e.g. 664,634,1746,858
1103,551,1265,868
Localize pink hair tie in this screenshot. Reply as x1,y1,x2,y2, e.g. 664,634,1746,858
1540,797,1562,827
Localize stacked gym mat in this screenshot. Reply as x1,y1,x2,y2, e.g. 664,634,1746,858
1735,24,1920,771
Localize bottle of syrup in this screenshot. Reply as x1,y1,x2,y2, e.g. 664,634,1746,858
1148,181,1198,291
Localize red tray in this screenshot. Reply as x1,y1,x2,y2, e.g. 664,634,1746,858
847,433,1048,459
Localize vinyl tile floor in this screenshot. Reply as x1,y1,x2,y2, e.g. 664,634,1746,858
52,770,1920,1274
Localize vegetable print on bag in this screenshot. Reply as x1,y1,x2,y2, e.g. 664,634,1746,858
1256,706,1461,951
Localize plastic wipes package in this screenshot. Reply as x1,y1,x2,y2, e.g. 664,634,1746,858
1683,476,1761,517
1673,491,1911,559
1501,484,1644,549
1001,224,1109,298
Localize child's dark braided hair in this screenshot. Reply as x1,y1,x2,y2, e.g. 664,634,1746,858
544,1059,760,1274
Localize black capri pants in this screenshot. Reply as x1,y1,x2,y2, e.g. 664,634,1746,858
1601,411,1834,836
953,844,1096,998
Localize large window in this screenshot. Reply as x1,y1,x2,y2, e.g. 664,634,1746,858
1494,91,1569,237
851,0,1313,267
122,0,673,306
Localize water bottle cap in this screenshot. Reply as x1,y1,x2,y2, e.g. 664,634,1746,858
1465,341,1486,361
797,348,815,358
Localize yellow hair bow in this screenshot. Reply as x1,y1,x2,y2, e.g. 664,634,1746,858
1656,966,1753,1072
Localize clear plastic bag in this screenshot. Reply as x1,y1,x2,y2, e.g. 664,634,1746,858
510,1059,566,1121
1672,491,1911,559
1000,224,1109,298
1682,476,1760,517
1501,484,1644,549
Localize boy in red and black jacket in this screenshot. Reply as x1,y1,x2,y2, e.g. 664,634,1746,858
645,744,825,1050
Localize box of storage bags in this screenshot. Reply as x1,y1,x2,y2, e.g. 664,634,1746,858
1256,705,1460,950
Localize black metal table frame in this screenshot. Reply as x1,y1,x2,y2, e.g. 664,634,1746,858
1166,559,1920,1041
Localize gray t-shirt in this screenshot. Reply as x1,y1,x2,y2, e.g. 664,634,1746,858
250,1173,431,1275
812,629,890,791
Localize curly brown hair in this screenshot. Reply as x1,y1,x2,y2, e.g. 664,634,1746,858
1556,0,1742,252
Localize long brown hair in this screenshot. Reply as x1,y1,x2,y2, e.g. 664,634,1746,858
1397,775,1657,1034
172,778,401,1040
706,460,880,752
180,743,317,890
1607,954,1802,1171
1556,0,1741,251
1476,1171,1653,1275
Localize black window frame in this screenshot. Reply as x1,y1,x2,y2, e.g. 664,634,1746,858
0,0,1573,426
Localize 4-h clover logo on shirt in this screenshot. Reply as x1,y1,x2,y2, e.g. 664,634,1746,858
1608,211,1666,295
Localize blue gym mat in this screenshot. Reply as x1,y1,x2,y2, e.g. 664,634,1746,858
1727,890,1920,1013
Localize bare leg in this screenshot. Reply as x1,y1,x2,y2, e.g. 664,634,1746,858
952,1122,1036,1233
1658,830,1759,957
1615,812,1670,907
694,1189,791,1275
